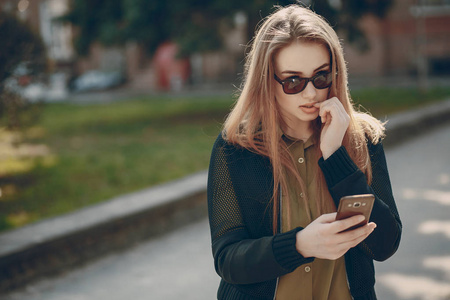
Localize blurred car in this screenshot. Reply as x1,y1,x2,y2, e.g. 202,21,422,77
72,70,125,92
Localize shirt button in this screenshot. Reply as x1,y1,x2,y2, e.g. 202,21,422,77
298,157,304,163
305,266,311,273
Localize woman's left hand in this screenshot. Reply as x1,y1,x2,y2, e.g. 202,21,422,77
314,97,350,160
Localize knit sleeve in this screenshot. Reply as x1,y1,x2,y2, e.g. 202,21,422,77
362,141,402,259
207,134,313,285
318,142,402,261
207,135,245,241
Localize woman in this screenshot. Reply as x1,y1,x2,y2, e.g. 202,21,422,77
207,4,401,300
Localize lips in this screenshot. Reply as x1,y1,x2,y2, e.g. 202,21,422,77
299,103,318,114
300,104,315,108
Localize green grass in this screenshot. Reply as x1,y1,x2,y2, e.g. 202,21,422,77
0,95,233,230
0,86,448,231
351,86,450,117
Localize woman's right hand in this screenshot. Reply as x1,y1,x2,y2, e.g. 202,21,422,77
295,212,376,260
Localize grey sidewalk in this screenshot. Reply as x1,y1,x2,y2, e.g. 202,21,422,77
1,98,450,294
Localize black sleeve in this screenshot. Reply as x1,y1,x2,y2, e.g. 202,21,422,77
318,142,402,261
207,134,313,284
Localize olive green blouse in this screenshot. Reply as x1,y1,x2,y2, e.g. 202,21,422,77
275,136,353,300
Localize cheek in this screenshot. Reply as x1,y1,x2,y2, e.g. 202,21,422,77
274,91,292,112
317,88,330,101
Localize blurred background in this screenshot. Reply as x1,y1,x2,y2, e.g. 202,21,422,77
1,0,449,229
2,0,450,96
0,0,449,299
0,0,450,236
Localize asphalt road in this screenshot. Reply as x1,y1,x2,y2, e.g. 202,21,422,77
4,123,450,300
374,123,450,300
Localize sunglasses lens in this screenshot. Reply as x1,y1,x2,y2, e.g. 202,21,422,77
276,72,332,95
284,77,306,94
313,72,332,89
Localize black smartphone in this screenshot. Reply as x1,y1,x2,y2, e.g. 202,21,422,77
336,194,375,231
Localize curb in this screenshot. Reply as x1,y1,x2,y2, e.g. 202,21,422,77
382,99,450,147
0,171,208,293
1,99,450,293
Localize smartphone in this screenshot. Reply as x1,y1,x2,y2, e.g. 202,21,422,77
336,194,375,231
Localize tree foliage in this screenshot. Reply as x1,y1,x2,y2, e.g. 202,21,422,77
61,0,393,57
0,12,46,129
0,12,45,86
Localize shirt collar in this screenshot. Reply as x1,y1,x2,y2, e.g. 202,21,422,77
281,133,315,150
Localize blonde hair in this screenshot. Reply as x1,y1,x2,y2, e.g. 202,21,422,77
223,5,385,232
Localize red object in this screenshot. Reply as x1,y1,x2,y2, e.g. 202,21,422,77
154,42,190,90
18,75,32,86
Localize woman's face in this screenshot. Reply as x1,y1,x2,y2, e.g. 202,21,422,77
274,41,331,136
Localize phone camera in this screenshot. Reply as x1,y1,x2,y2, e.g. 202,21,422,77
353,202,361,208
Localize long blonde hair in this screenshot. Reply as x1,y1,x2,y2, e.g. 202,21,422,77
223,5,384,233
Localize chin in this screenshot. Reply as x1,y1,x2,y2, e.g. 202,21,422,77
297,113,319,122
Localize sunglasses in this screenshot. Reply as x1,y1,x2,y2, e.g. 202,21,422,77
274,71,332,95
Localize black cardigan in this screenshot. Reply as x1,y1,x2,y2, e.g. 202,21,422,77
207,133,402,300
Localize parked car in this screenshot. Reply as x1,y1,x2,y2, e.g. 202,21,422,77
72,70,125,92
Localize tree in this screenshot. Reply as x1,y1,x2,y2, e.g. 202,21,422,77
0,12,46,128
61,0,393,57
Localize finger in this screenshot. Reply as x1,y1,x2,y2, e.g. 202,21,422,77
321,112,331,124
340,231,372,250
338,223,376,245
331,226,373,257
337,235,366,252
346,222,376,238
320,98,347,117
317,212,338,223
319,106,331,124
318,102,337,124
326,97,344,109
313,101,326,122
320,113,327,124
334,215,366,233
321,101,343,120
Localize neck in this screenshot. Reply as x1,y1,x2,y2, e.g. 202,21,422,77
282,121,313,142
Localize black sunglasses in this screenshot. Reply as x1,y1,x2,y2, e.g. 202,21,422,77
274,71,332,95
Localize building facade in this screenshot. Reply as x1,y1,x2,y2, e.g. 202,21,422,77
2,0,449,91
344,0,450,80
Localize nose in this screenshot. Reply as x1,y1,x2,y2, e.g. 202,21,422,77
301,81,317,100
